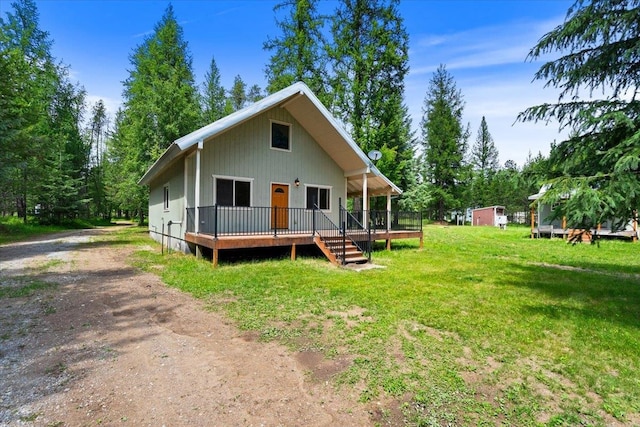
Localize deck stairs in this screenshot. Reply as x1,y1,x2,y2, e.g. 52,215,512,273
314,235,369,266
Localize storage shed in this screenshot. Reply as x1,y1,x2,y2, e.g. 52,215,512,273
471,206,507,228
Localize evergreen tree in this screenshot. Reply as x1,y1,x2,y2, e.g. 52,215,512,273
328,0,414,196
263,0,328,102
201,56,226,123
420,65,470,221
0,0,58,221
468,116,499,207
229,74,247,111
86,100,110,218
471,116,499,176
247,84,264,103
109,4,201,224
519,0,640,230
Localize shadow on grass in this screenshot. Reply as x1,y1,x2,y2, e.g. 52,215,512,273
500,262,640,330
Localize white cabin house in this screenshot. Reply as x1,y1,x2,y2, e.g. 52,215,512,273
138,82,423,265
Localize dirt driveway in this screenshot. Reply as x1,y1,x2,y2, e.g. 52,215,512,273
0,227,371,426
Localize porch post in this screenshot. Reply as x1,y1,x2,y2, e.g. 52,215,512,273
194,140,203,234
386,190,391,232
362,173,368,229
194,140,203,259
530,206,535,238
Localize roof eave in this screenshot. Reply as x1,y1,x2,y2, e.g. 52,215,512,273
138,143,181,186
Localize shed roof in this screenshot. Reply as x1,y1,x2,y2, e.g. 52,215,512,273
138,82,401,197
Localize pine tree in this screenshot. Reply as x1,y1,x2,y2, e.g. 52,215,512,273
86,100,110,218
229,75,247,111
420,65,470,221
109,4,201,224
471,116,499,176
0,0,89,224
468,116,499,207
0,0,58,221
247,84,264,103
201,56,226,123
519,0,640,230
328,0,414,196
263,0,328,102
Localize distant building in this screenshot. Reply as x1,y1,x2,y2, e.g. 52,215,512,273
471,206,507,228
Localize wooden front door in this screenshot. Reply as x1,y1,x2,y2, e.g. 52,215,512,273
271,184,289,229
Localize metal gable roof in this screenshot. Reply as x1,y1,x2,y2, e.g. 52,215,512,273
138,82,401,196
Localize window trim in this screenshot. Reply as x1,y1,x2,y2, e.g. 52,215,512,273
213,174,254,208
270,120,292,152
305,184,332,212
163,183,170,212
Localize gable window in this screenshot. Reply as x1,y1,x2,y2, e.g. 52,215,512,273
215,177,252,207
306,186,330,210
271,121,291,151
163,184,170,211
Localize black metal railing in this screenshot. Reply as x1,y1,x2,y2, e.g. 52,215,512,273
349,210,423,232
186,207,195,232
343,208,371,262
313,205,347,264
185,206,422,242
186,205,315,237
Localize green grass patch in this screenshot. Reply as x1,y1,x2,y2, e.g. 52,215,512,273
131,225,640,426
0,215,122,245
0,280,57,299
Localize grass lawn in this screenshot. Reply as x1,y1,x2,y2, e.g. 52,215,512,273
0,215,116,245
129,224,640,426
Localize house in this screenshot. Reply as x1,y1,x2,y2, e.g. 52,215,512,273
138,82,423,266
471,206,507,228
528,185,637,241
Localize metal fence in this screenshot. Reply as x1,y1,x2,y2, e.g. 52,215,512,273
186,206,422,237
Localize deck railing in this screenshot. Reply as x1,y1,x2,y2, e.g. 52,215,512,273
347,210,423,232
343,208,371,261
186,205,316,237
185,206,422,237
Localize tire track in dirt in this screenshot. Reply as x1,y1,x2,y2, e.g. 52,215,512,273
0,227,370,426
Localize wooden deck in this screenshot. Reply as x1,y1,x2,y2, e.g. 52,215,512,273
185,229,423,267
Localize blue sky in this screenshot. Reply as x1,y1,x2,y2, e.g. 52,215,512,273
19,0,575,166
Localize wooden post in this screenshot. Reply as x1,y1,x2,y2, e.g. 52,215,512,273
386,239,391,250
212,247,218,268
530,207,535,239
291,243,297,261
562,216,567,240
633,210,638,243
419,235,424,249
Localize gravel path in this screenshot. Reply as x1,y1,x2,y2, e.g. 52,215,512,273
0,227,370,426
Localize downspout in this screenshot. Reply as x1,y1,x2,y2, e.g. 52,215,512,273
194,140,203,234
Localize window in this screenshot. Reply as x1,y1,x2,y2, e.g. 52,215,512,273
163,184,170,211
306,186,330,210
271,121,290,151
215,178,251,207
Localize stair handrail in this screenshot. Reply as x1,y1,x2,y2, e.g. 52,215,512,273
313,204,346,265
343,207,372,261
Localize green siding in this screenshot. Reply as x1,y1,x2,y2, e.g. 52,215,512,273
148,158,186,247
198,108,345,222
